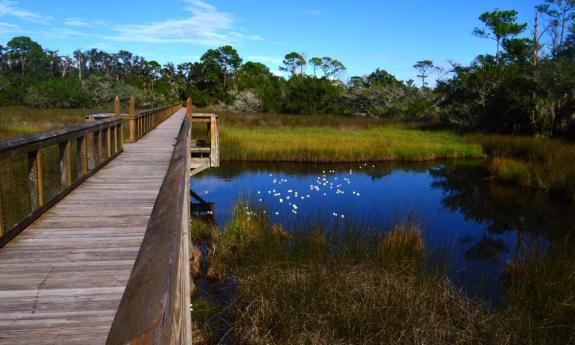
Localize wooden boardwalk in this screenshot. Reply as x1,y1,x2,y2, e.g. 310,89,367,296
0,109,187,345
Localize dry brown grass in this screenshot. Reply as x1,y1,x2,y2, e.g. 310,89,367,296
0,106,112,140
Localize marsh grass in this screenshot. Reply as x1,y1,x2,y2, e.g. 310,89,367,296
190,218,219,243
0,106,113,140
190,202,575,345
193,204,473,344
471,134,575,202
211,111,484,162
500,239,575,344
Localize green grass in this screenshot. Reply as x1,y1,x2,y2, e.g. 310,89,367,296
470,134,575,202
191,202,575,345
190,219,219,243
214,112,484,162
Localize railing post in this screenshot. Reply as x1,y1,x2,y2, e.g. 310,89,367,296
59,140,73,188
114,95,124,146
186,97,193,119
98,129,103,163
76,136,87,174
107,127,112,158
129,96,136,143
27,150,44,210
210,116,219,167
114,96,121,117
88,133,94,168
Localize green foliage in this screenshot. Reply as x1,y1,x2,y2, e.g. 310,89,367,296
280,52,306,76
281,75,343,114
345,68,435,119
24,79,90,108
473,9,528,59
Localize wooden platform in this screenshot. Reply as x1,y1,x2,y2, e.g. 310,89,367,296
0,109,187,344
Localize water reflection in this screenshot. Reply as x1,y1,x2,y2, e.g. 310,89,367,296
191,161,575,304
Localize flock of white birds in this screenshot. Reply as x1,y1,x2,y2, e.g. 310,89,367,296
245,163,376,218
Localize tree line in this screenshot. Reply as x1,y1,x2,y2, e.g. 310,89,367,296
1,0,575,137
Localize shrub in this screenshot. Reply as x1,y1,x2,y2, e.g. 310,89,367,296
229,90,263,113
24,79,91,108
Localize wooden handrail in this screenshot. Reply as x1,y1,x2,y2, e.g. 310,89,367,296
126,102,181,143
107,117,192,345
0,98,181,246
0,118,123,246
0,118,120,159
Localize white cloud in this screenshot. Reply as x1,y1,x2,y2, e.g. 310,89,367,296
64,18,107,27
109,0,261,46
0,0,51,23
247,55,283,65
0,21,17,34
64,18,91,27
41,28,91,39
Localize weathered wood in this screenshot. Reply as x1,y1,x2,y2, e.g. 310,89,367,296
0,109,186,344
59,140,73,188
0,149,122,249
0,118,121,161
210,115,219,167
114,96,121,117
107,127,112,158
27,150,44,210
119,122,124,148
186,97,192,118
0,114,125,247
129,96,136,143
107,117,191,345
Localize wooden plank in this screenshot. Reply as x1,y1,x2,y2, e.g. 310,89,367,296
106,117,191,345
210,115,219,167
0,109,186,345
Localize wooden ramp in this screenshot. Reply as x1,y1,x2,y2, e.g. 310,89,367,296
0,109,186,344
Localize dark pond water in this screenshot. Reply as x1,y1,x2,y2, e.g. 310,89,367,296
191,160,575,304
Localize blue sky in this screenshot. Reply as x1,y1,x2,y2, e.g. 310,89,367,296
0,0,541,81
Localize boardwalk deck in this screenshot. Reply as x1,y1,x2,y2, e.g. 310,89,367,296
0,109,187,345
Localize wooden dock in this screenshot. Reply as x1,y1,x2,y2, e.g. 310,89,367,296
0,100,215,344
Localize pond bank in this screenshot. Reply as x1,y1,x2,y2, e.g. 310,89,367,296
190,202,575,345
189,161,575,344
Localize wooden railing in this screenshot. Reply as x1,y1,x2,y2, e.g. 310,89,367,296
124,98,181,142
107,116,192,345
0,98,182,247
0,118,123,246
